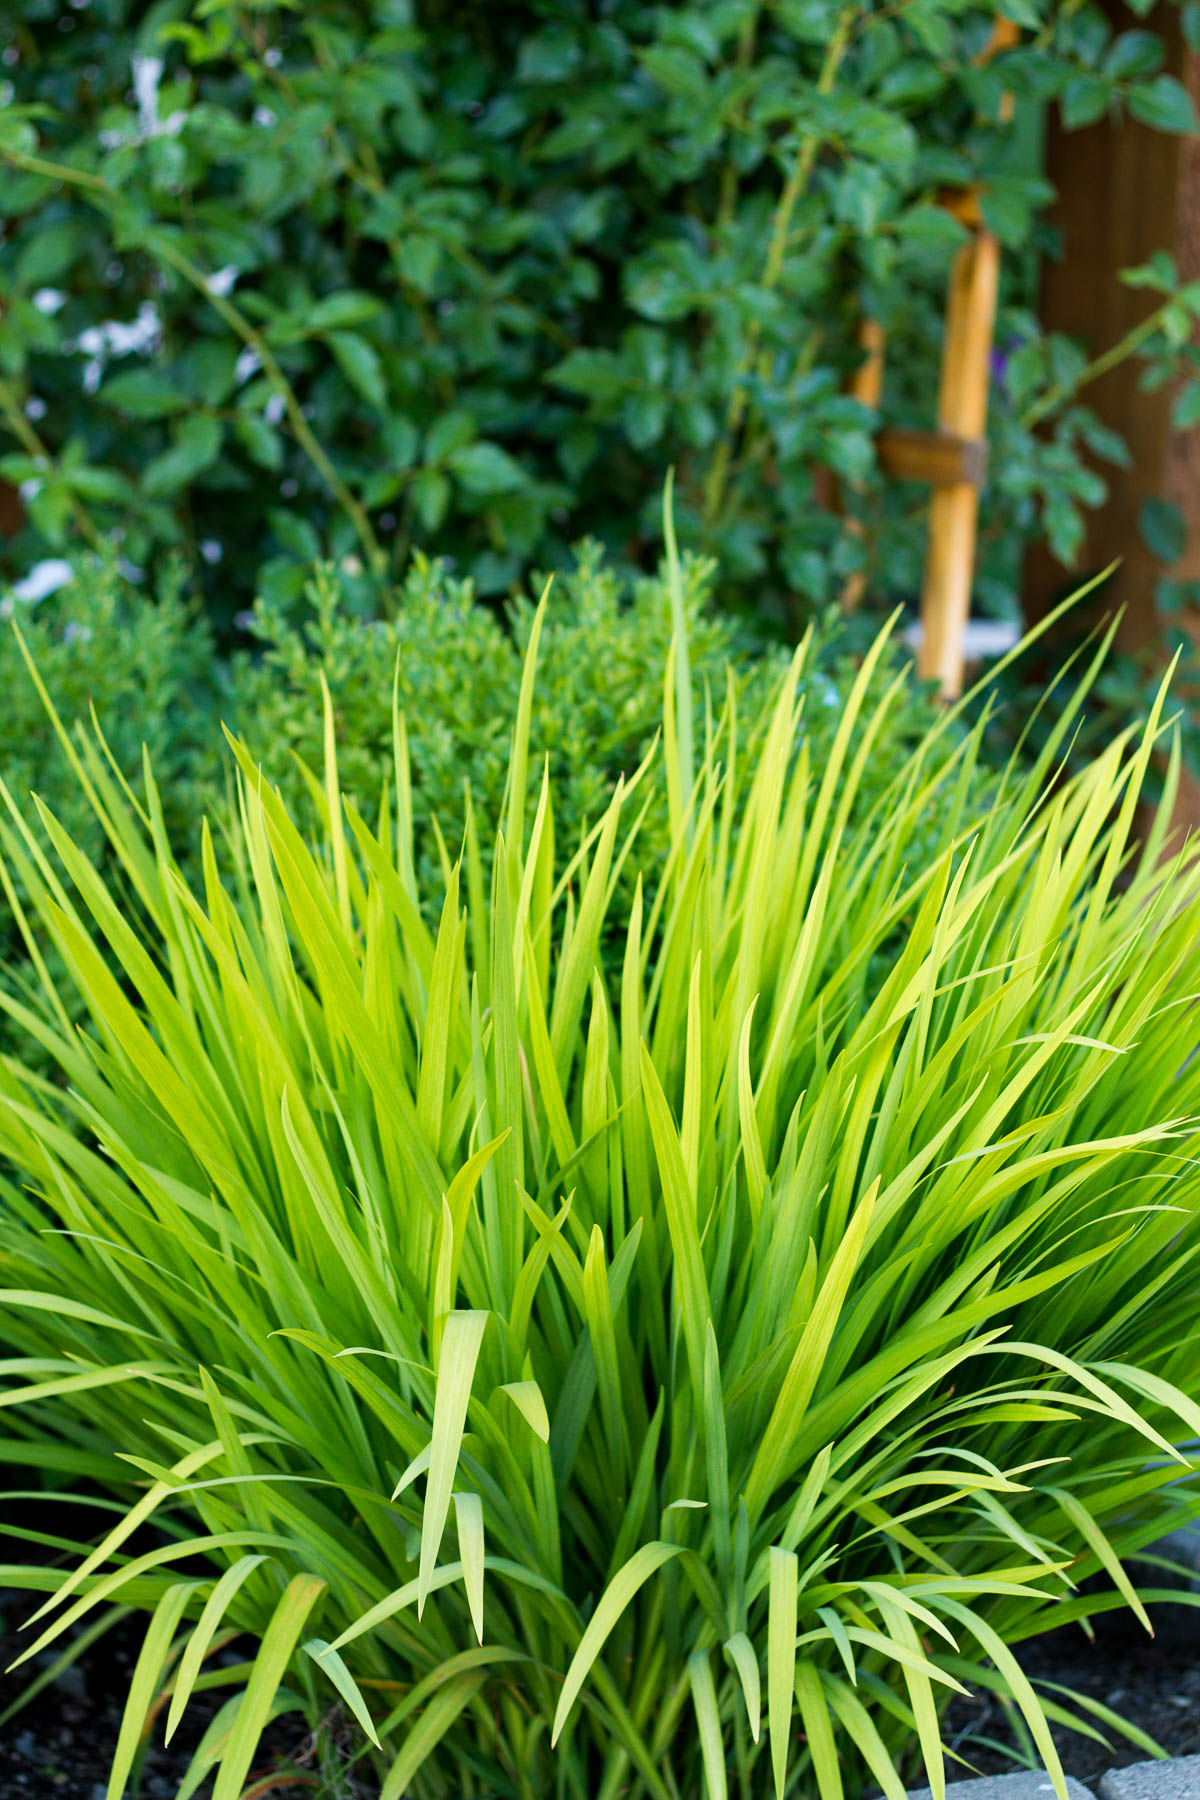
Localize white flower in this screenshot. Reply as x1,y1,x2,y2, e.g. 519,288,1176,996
235,347,261,384
253,105,277,127
18,477,45,502
78,304,161,360
206,265,239,298
32,288,67,315
11,559,75,605
102,56,191,150
78,326,108,393
265,391,286,425
132,53,163,136
74,302,162,390
24,397,47,421
109,303,160,355
199,538,223,564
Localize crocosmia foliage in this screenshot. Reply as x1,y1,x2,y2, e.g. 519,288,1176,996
1,573,1199,1800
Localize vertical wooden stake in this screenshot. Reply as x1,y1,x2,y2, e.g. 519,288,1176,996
840,318,886,614
986,14,1020,115
917,227,1000,697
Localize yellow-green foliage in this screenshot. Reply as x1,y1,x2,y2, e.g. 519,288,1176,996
0,585,1199,1800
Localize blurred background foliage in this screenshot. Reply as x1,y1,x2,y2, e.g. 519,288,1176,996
2,0,1199,641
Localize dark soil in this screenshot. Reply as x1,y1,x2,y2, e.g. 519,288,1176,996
7,1611,1198,1800
0,1594,319,1799
0,1491,328,1800
943,1600,1200,1788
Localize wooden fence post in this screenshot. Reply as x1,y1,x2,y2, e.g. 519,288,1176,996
916,226,1002,697
836,16,1014,683
840,319,887,614
1023,0,1186,655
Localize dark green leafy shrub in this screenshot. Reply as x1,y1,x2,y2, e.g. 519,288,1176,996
1,0,1198,632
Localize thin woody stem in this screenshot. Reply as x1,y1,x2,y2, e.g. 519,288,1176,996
1020,301,1177,431
148,234,384,573
703,6,858,527
0,374,104,550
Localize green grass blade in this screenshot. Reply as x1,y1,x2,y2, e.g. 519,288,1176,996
211,1573,326,1800
455,1489,486,1643
551,1542,680,1746
380,1669,489,1800
723,1632,760,1742
688,1648,728,1800
106,1580,201,1800
303,1637,382,1748
768,1546,798,1800
166,1555,269,1743
419,1309,489,1615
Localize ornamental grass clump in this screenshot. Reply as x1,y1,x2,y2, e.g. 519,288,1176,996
1,564,1199,1800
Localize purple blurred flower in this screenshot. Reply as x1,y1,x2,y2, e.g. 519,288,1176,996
991,334,1023,386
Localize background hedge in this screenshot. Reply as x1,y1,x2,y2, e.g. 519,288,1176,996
3,0,1199,640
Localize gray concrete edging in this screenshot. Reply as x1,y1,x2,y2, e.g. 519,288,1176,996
908,1761,1200,1800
